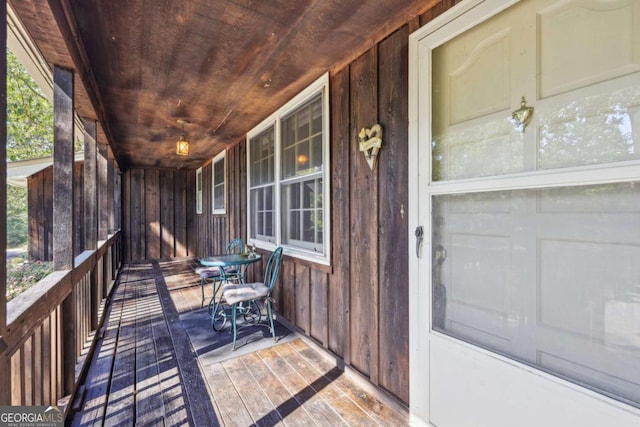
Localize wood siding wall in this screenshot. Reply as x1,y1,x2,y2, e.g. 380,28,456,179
117,0,460,406
27,163,84,262
122,168,196,262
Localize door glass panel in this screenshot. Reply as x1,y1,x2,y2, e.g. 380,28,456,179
432,182,640,408
431,0,640,182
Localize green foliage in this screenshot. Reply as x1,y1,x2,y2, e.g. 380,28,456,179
6,261,54,302
7,48,54,161
7,185,28,247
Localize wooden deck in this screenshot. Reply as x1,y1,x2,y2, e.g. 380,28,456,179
70,258,409,426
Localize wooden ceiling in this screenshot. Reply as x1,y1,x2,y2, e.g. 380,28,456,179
9,0,438,170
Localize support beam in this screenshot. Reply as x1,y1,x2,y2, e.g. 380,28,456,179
53,66,75,271
82,118,97,250
0,0,8,359
53,65,77,395
107,150,114,234
98,143,108,241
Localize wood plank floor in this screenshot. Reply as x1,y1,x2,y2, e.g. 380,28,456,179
70,257,409,426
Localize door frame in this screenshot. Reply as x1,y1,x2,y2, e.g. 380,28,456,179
408,0,640,425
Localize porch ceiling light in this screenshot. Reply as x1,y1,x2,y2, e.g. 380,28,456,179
176,119,190,156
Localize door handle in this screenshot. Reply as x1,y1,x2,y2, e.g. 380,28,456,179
415,226,424,258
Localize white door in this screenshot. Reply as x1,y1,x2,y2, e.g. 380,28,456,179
409,1,640,426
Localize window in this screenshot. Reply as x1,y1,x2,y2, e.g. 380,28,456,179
212,150,226,214
247,73,330,264
195,167,203,214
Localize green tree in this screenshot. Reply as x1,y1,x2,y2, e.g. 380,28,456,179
7,48,54,161
6,48,55,249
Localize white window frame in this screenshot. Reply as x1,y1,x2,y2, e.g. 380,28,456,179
195,167,203,214
211,150,226,215
246,73,331,265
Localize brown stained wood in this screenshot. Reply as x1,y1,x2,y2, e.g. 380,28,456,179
160,170,176,258
310,270,328,346
97,143,109,241
23,336,32,405
204,362,253,427
289,339,409,427
274,342,377,426
282,259,297,325
145,169,161,259
420,0,459,26
53,65,75,271
186,169,197,257
103,277,136,426
62,288,77,396
107,157,115,234
71,275,124,427
42,317,51,405
377,25,411,405
349,48,379,381
135,279,165,426
130,169,145,261
257,346,347,426
11,350,21,405
122,172,131,261
295,265,311,334
174,169,188,258
329,67,351,360
241,351,314,427
221,357,284,426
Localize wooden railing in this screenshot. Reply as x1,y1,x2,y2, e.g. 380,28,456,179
0,231,121,409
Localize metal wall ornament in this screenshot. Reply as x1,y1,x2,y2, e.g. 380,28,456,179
511,96,534,132
358,123,383,170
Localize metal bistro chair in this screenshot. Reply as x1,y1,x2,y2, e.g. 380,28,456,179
195,237,244,307
220,246,283,350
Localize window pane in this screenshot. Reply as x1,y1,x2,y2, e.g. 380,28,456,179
250,127,274,186
432,182,640,407
281,95,323,179
214,185,224,210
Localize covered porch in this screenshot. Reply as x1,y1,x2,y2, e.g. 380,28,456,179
70,257,407,426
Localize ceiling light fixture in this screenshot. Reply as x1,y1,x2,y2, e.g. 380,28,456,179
176,119,190,156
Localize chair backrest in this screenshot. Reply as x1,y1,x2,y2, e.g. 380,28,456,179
226,237,244,254
264,247,283,293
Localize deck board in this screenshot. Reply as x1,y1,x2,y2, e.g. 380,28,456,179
70,257,408,426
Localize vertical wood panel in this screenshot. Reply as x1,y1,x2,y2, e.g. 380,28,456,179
160,170,176,258
281,260,296,323
74,162,85,255
43,168,53,261
53,67,75,270
175,169,188,258
11,350,21,405
83,119,98,250
329,68,351,359
295,265,311,334
186,169,196,256
130,169,145,260
349,48,379,381
310,270,328,345
145,169,160,259
123,172,131,262
378,25,411,402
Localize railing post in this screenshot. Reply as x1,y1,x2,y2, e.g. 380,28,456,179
83,118,99,330
0,0,8,406
53,65,77,395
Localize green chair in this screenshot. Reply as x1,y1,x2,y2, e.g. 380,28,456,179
195,237,244,307
222,246,283,350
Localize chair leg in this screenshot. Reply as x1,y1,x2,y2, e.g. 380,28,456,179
266,298,276,342
231,304,238,350
200,277,206,307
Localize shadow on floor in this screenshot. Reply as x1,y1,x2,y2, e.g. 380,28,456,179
180,307,296,366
